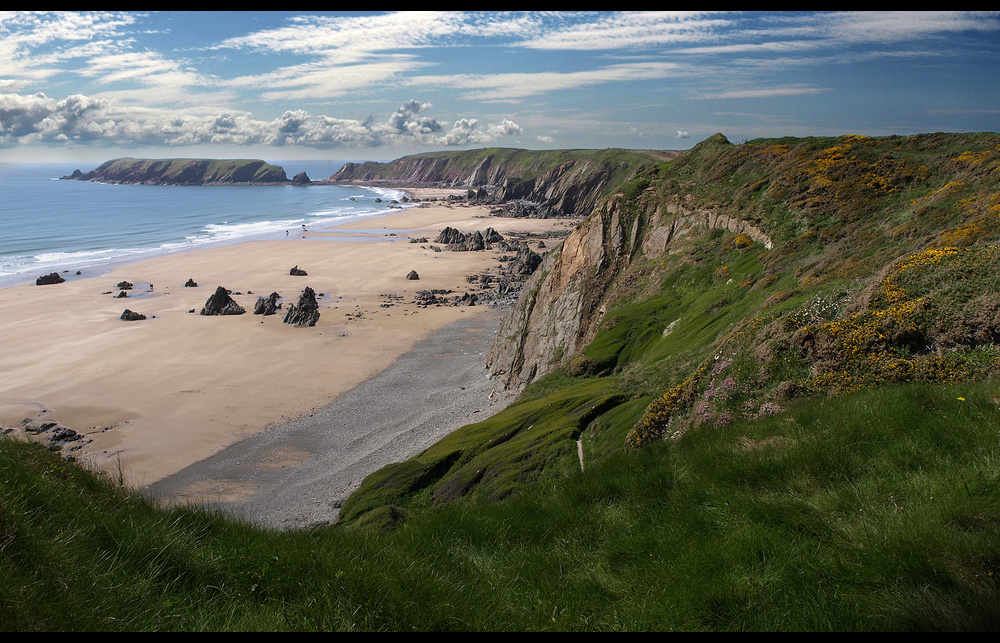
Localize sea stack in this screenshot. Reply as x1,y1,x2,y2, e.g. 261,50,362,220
200,286,246,316
253,292,282,316
283,286,320,327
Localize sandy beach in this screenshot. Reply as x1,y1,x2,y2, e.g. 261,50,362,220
0,190,575,487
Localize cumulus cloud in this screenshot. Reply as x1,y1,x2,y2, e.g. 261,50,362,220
386,100,442,136
676,129,690,139
0,92,522,150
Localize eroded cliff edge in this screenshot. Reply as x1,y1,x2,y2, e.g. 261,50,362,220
484,141,774,390
329,147,677,217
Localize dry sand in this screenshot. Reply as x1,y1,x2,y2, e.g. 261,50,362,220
0,191,576,487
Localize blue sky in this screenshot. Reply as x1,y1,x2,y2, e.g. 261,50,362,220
1,11,998,162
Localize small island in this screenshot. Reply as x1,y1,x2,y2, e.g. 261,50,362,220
61,157,306,186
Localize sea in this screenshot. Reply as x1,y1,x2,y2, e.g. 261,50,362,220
0,160,409,289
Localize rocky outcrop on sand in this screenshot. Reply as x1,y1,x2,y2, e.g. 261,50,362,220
283,287,321,327
433,227,502,251
289,266,308,276
184,278,198,287
200,286,246,316
120,309,146,321
35,272,65,285
254,292,282,316
509,243,543,276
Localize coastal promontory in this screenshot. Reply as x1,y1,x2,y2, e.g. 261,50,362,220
62,158,292,185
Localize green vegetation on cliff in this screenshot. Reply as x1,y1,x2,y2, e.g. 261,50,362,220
67,157,289,185
331,147,667,184
330,147,673,215
5,133,1000,630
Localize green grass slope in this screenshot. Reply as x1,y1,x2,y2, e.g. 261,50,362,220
4,132,1000,630
3,381,999,630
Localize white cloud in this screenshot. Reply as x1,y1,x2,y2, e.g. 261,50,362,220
408,61,688,102
0,92,523,150
696,85,830,100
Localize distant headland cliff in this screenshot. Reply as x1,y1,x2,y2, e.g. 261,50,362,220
61,158,311,186
328,147,678,217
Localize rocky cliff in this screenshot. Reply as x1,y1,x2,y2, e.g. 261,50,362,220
329,147,676,216
63,158,290,185
486,131,1000,393
343,130,1000,522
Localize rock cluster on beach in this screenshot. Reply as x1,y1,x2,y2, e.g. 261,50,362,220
200,286,246,316
254,292,282,316
120,309,146,321
433,226,505,252
283,287,321,327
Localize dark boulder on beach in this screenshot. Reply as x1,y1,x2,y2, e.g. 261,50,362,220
283,286,321,327
120,309,146,321
254,291,282,316
117,281,133,290
406,270,420,280
35,272,65,285
184,278,198,287
200,285,246,316
289,265,308,276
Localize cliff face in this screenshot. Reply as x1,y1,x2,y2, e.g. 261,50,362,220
329,148,675,216
64,158,289,185
485,178,775,389
344,130,1000,520
486,131,1000,392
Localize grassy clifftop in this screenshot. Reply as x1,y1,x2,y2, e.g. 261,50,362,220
5,132,1000,630
330,147,669,184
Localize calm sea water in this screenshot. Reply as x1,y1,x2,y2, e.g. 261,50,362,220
0,161,406,288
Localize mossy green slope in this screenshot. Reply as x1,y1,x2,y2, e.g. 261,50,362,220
345,131,1000,519
4,381,1000,630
